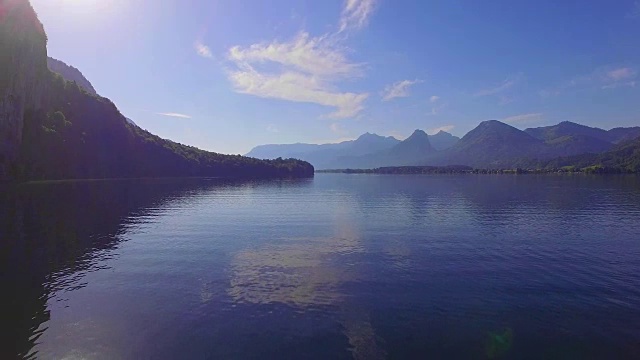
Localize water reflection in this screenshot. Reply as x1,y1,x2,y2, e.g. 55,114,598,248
0,178,310,359
1,175,640,359
228,209,385,359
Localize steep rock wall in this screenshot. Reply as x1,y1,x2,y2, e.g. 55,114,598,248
0,0,48,176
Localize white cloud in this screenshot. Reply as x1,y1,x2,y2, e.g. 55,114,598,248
381,79,422,101
427,95,446,115
339,0,378,32
606,67,636,81
195,41,213,59
595,66,637,90
601,66,637,89
228,33,362,79
503,113,543,124
228,69,368,118
227,33,368,118
267,124,279,133
225,0,377,119
542,66,638,96
156,112,192,119
428,125,454,134
474,73,523,97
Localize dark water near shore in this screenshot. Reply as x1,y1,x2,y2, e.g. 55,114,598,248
2,174,640,359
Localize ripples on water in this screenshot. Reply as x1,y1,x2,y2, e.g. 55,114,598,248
1,175,640,359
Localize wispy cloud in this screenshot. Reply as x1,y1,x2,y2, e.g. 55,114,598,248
228,65,368,118
429,125,454,134
474,73,524,97
227,33,368,119
225,0,377,119
503,113,543,125
339,0,378,32
267,124,279,133
194,41,213,59
606,67,637,81
381,79,422,101
228,33,363,79
542,66,637,96
156,112,192,119
599,66,637,89
427,95,447,115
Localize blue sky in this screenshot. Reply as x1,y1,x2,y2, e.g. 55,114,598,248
32,0,640,154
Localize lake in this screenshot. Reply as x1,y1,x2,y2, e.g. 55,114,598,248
2,174,640,359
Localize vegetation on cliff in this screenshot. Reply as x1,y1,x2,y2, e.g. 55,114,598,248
0,0,313,180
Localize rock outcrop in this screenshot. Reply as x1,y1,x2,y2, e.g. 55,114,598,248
0,0,48,176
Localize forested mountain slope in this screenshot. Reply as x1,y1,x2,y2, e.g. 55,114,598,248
0,0,313,180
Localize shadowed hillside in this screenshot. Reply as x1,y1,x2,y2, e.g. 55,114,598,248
0,0,313,181
46,57,97,96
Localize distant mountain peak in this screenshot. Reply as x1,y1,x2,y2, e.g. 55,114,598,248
429,130,460,150
357,132,380,139
457,120,540,149
356,132,398,140
389,129,434,155
468,120,529,137
480,119,508,127
525,121,611,144
557,121,592,129
432,130,455,137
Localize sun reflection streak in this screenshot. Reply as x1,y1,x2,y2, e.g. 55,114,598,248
227,212,386,359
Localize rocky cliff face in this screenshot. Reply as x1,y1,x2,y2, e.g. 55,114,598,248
0,0,48,176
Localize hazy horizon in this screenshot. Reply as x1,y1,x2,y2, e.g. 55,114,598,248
32,0,640,154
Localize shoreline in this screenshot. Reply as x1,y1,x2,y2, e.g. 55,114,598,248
316,166,638,175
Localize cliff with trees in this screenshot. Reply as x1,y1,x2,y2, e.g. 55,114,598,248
0,0,313,181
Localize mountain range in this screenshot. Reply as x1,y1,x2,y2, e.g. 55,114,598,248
0,0,313,181
247,130,460,169
247,120,640,170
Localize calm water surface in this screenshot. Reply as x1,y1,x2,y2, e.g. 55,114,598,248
2,174,640,359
